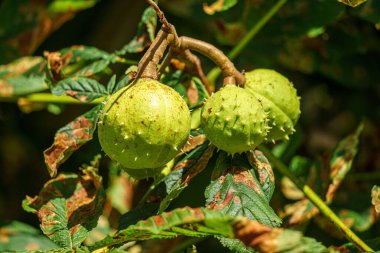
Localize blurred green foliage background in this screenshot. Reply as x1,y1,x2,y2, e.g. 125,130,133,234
0,0,379,251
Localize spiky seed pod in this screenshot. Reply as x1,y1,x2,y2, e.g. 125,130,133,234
245,69,301,142
98,78,191,170
201,85,269,154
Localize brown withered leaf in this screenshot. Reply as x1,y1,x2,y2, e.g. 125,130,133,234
371,185,380,214
22,159,105,248
44,51,73,82
44,104,103,177
203,0,225,15
180,134,208,154
233,218,326,253
283,125,363,226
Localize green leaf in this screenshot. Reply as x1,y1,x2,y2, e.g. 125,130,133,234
248,150,275,201
116,6,157,55
118,203,159,230
283,124,363,225
233,219,327,253
60,46,111,63
157,140,214,213
0,221,59,251
44,104,104,177
325,124,363,203
106,167,135,214
335,208,375,232
135,131,211,214
2,75,47,96
205,152,281,227
188,77,210,109
160,70,188,98
52,77,107,103
90,207,236,250
218,237,255,253
160,70,208,108
0,56,47,97
22,162,106,248
73,59,110,77
107,66,137,94
84,215,113,245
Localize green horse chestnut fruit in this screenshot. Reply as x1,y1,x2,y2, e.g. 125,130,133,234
201,84,269,154
98,78,191,169
245,69,301,142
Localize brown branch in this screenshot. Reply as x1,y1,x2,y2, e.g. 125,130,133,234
147,0,245,87
158,47,175,78
177,36,245,86
168,48,212,94
147,0,179,45
147,0,170,29
136,29,169,79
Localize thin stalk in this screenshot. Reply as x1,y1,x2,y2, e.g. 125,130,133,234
259,145,374,253
207,0,288,85
0,93,104,104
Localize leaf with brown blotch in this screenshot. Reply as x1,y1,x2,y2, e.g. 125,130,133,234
205,152,281,228
233,218,326,253
0,221,59,251
314,207,378,236
325,124,363,204
22,158,105,248
118,132,212,230
0,0,97,64
44,104,104,177
203,0,238,15
89,207,236,250
248,150,275,201
371,185,380,214
0,56,48,97
91,207,326,253
283,124,363,226
156,141,214,213
52,77,107,103
180,133,208,155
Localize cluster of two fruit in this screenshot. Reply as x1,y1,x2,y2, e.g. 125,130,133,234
98,69,301,173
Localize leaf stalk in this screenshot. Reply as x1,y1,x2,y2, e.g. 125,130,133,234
259,145,374,253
